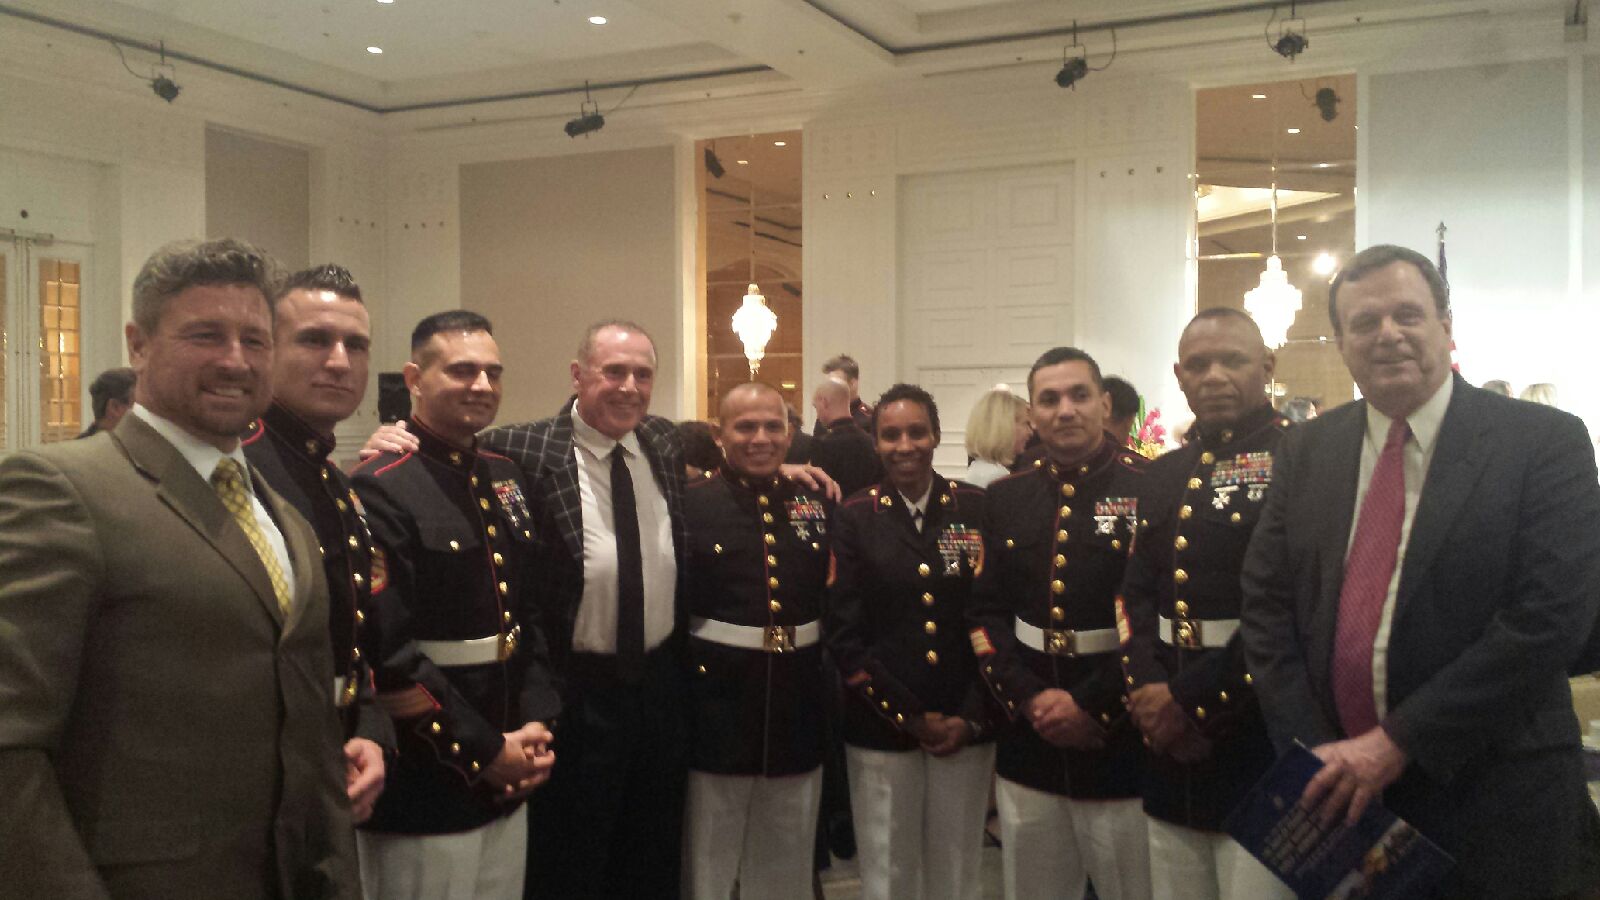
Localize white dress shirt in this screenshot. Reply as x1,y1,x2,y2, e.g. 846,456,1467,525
130,403,296,588
569,400,677,654
1347,376,1453,718
900,484,932,533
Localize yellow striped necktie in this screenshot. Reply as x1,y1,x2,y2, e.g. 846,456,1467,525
211,458,293,615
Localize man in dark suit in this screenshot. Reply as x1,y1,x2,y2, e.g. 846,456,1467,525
0,238,358,900
76,366,136,438
1240,244,1600,899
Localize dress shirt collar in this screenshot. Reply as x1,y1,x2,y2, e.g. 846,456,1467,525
572,398,642,460
899,483,932,517
130,403,252,486
1364,375,1453,455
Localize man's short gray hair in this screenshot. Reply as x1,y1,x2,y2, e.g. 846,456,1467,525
577,319,657,366
132,238,281,334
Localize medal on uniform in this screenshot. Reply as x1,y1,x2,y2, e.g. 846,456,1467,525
493,479,530,529
786,497,826,542
1095,498,1138,534
937,524,983,575
1213,485,1238,509
1247,483,1267,502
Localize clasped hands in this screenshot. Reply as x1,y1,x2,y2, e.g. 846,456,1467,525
907,712,973,757
484,721,556,802
1025,688,1108,750
1126,683,1212,764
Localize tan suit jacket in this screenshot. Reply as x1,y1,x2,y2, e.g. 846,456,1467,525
0,414,358,900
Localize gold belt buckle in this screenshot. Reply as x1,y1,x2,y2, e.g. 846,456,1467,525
1044,628,1077,657
1172,619,1202,649
499,624,522,661
337,674,359,708
764,624,795,653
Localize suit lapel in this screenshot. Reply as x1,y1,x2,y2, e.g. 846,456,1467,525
1306,402,1365,691
117,416,286,627
1395,380,1489,616
543,413,586,561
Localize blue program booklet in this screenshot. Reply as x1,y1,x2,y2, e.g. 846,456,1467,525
1224,743,1454,900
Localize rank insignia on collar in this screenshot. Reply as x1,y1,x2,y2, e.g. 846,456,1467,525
493,479,531,529
937,524,983,576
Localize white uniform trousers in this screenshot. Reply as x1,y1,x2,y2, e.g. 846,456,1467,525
1146,817,1293,900
845,742,996,900
357,806,527,900
681,767,823,900
995,777,1151,900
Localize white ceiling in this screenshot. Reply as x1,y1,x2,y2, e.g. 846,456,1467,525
0,0,1571,113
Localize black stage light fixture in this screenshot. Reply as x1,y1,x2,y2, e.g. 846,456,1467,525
113,39,181,103
1267,3,1309,61
564,81,605,138
1053,22,1115,91
1314,86,1340,121
151,73,180,102
704,145,726,179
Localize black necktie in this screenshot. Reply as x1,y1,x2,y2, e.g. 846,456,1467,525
910,507,924,533
611,445,645,680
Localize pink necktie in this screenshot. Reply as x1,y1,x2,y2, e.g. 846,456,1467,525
1331,417,1409,738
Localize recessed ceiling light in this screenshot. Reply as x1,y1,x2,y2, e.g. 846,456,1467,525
736,159,749,165
376,0,394,4
1312,252,1338,275
1296,234,1308,240
588,15,607,25
1251,93,1267,100
366,46,383,54
1285,127,1300,134
773,141,787,147
1315,162,1333,168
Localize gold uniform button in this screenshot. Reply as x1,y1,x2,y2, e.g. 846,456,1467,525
1194,707,1207,720
352,647,362,661
1230,512,1242,524
1179,505,1193,520
498,581,508,595
470,761,481,774
1121,655,1130,664
758,495,770,507
450,742,461,755
762,513,774,524
1111,539,1122,551
1126,675,1135,685
1100,713,1111,724
1187,477,1203,490
1005,539,1016,549
880,496,892,507
523,530,531,539
1057,530,1069,542
1174,569,1189,584
767,555,778,567
769,599,782,613
921,592,935,606
493,552,504,566
1220,430,1234,442
322,468,331,481
431,721,442,734
866,686,875,696
479,498,491,511
348,535,360,549
894,713,906,724
1175,600,1189,616
470,476,479,487
768,576,780,589
1200,451,1215,464
924,621,937,635
1054,554,1067,567
449,452,463,465
317,545,325,558
812,542,821,550
880,701,890,710
1243,673,1254,686
1059,506,1072,518
1051,606,1064,622
1219,691,1231,703
353,573,365,587
697,665,707,675
764,533,776,546
356,610,366,624
926,650,939,665
487,525,498,538
449,540,461,552
1007,700,1017,710
1175,536,1188,550
713,543,723,554
1060,483,1076,498
1051,579,1065,595
918,563,931,577
336,499,348,511
503,611,513,623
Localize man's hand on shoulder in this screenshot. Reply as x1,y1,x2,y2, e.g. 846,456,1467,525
360,421,420,460
781,463,841,503
1301,727,1407,826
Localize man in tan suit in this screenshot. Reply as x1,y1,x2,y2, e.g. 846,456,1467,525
0,238,359,900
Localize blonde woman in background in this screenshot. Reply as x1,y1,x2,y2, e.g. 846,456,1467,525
1521,382,1559,407
964,388,1030,488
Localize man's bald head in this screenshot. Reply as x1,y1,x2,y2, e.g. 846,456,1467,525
718,382,790,478
813,378,851,426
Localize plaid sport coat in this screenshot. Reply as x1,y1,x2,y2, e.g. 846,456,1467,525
479,399,688,694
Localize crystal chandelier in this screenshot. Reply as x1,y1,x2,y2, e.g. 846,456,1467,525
1243,164,1301,348
730,150,777,377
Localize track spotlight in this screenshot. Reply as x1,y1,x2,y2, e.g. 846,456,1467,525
704,145,726,179
1267,4,1309,61
113,39,182,103
1052,22,1115,91
1313,86,1340,121
564,81,604,138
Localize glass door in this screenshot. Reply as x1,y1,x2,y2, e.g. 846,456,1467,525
0,230,92,449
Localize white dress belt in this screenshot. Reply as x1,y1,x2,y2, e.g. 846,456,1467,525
416,635,503,667
689,616,821,652
1014,617,1121,656
1158,615,1240,649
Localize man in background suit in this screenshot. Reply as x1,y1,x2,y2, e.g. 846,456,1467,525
1241,244,1600,899
76,366,136,438
810,377,883,499
0,238,358,900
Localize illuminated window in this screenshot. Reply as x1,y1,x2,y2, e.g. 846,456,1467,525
38,258,82,443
